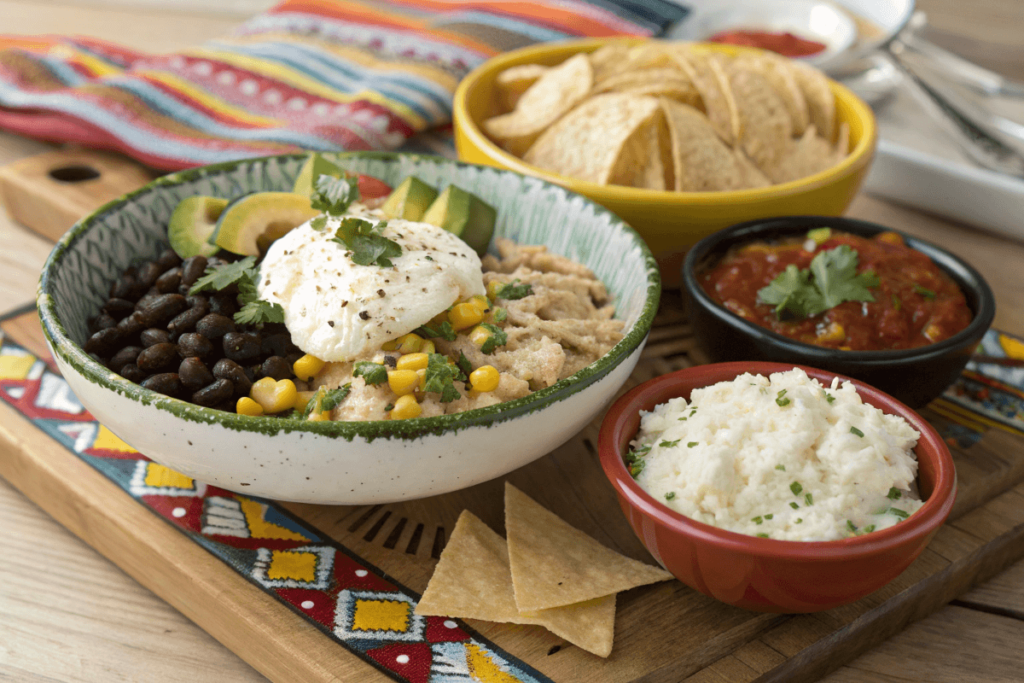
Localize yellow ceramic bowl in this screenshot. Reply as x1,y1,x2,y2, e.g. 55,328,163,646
453,38,877,280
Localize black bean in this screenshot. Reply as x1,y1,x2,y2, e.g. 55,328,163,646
181,256,208,289
84,327,121,356
110,275,138,300
137,342,179,371
214,400,236,413
178,332,213,359
260,332,292,357
186,294,209,310
155,267,182,293
179,357,214,390
262,356,292,381
141,328,171,347
142,372,181,396
137,261,164,288
195,313,234,339
192,379,234,407
103,298,135,319
213,358,251,396
117,311,146,337
222,332,260,362
206,256,227,269
136,293,187,327
119,363,147,383
91,313,118,331
208,293,237,317
167,304,208,335
156,249,181,271
110,346,143,370
285,351,303,366
123,265,139,279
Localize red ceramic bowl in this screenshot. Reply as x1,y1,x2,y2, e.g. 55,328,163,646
598,361,956,613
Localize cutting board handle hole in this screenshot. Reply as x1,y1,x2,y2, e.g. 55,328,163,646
49,165,101,183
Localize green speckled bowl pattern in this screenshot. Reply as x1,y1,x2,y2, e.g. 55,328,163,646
38,152,660,504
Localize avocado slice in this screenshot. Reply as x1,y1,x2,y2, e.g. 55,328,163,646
211,192,320,256
168,196,228,259
380,176,439,222
421,185,496,255
292,153,344,197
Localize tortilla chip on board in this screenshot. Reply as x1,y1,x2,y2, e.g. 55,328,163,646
414,510,617,657
660,98,769,191
727,65,794,172
523,93,661,185
484,53,593,156
733,53,809,136
505,483,673,612
495,63,549,111
671,50,741,146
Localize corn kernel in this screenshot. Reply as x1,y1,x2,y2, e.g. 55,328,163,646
486,280,503,300
924,323,942,342
293,354,325,381
469,365,500,392
449,303,483,331
388,369,420,396
251,377,298,413
468,325,493,348
391,394,422,420
429,310,449,326
420,340,436,355
467,295,491,313
416,368,427,391
307,409,330,422
877,231,904,246
236,397,264,416
816,322,845,344
396,333,424,354
382,340,399,351
396,352,429,371
294,390,317,413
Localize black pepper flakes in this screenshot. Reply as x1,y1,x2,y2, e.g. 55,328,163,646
377,289,386,298
328,320,335,327
342,300,348,307
359,310,370,320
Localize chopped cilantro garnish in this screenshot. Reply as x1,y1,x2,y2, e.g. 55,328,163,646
479,323,508,354
384,403,395,412
850,426,865,437
790,502,800,509
863,525,876,533
188,256,283,325
629,459,646,478
455,352,473,383
416,321,457,341
423,353,461,403
687,442,698,448
790,482,803,495
914,284,936,299
494,279,533,300
887,487,902,500
189,256,257,295
320,384,351,412
825,393,836,404
659,439,681,448
775,464,786,471
764,514,774,520
353,361,388,386
756,533,769,538
847,520,857,532
795,518,803,524
311,174,358,215
752,516,763,525
665,492,676,501
331,217,402,267
889,507,909,519
756,245,879,319
805,493,814,506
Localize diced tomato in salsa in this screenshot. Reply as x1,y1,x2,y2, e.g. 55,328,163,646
700,231,973,351
357,174,392,199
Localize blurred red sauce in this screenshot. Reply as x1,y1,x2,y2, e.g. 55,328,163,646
709,29,827,57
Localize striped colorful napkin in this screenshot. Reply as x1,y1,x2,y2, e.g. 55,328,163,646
0,0,687,170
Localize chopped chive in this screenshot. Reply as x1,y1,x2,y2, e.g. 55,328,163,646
790,482,803,495
891,294,902,311
777,389,788,398
914,284,936,299
795,518,803,524
887,487,902,500
826,393,836,404
805,493,814,506
689,408,697,416
790,502,800,509
850,426,865,437
764,514,774,520
776,397,791,407
752,516,763,525
665,492,676,501
863,525,876,533
659,439,681,448
847,520,857,532
687,442,698,448
678,416,687,421
756,533,769,538
775,464,786,471
629,460,645,478
890,507,909,519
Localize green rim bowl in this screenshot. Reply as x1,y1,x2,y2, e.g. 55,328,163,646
37,152,661,504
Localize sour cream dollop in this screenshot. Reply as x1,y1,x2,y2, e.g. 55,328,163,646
258,207,485,362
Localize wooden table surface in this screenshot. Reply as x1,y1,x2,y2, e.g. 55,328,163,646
0,1,1022,681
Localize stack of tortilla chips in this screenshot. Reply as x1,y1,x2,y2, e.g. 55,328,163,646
415,483,672,657
483,41,850,191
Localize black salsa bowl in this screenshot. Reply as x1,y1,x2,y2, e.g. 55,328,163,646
682,216,996,408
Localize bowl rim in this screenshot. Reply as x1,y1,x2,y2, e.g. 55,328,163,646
37,151,661,441
597,360,957,560
453,37,878,203
681,215,997,362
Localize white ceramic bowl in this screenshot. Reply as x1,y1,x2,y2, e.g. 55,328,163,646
38,153,660,504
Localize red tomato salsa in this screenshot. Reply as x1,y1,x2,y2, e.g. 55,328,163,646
709,29,827,58
700,230,973,351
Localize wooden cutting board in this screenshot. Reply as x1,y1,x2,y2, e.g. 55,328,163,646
2,150,1024,683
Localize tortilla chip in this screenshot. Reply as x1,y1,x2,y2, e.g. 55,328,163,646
495,63,549,111
523,93,661,185
672,51,740,146
483,53,593,156
762,125,842,183
505,483,673,612
733,54,809,136
661,98,768,191
592,43,678,86
415,511,617,657
835,121,851,156
727,65,794,172
587,42,632,83
789,61,835,141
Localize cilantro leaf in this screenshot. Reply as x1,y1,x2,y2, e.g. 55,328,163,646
416,321,457,342
310,215,329,232
300,388,324,419
311,174,358,215
492,307,507,323
455,352,473,383
233,271,284,325
189,256,257,295
479,323,507,354
320,383,351,412
331,217,402,268
423,353,461,403
494,279,533,300
353,361,388,386
757,246,878,320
